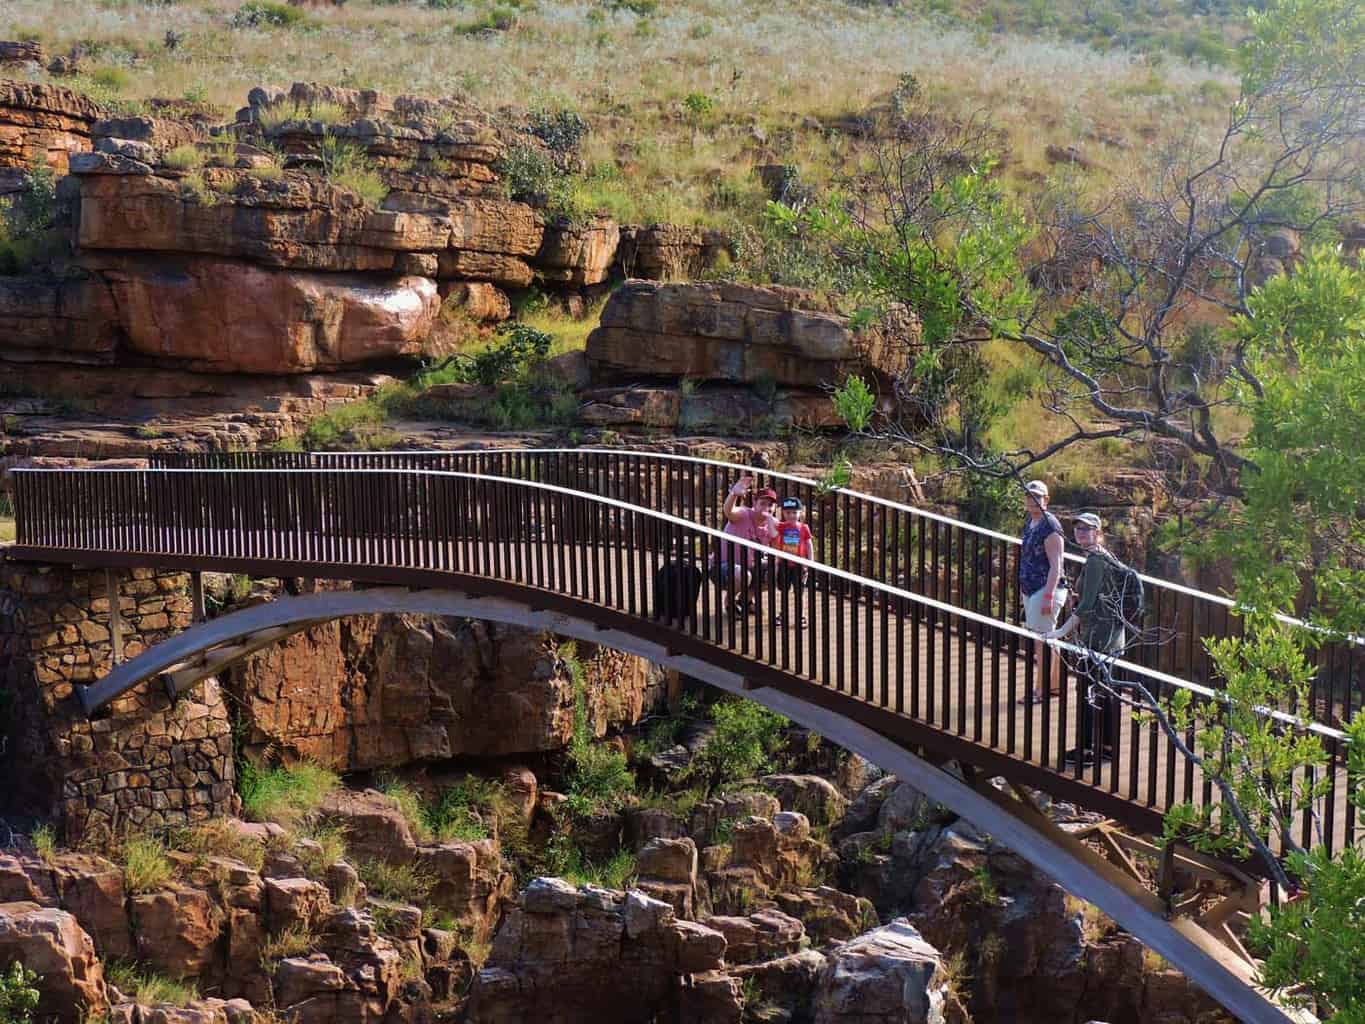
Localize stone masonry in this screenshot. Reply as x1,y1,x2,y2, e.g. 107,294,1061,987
0,562,235,840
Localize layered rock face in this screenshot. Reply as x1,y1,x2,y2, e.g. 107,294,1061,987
587,280,898,389
0,82,100,191
229,614,671,770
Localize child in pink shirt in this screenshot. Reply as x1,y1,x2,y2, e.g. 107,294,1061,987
772,496,814,627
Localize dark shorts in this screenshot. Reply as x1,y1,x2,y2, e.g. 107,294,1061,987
776,564,807,589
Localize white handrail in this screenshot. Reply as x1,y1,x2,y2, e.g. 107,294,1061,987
13,465,1349,743
155,447,1362,644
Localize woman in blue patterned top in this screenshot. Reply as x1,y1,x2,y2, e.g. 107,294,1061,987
1019,480,1067,701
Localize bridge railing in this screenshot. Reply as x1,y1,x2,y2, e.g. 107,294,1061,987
149,448,1363,729
10,465,1354,860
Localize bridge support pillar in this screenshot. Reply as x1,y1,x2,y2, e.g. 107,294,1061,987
0,560,237,842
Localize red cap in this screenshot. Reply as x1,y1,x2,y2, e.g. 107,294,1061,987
754,487,778,502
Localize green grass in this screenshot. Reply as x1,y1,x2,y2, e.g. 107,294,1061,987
544,840,637,891
296,824,347,878
427,776,506,843
357,859,436,904
161,144,204,171
259,923,319,968
166,818,266,872
121,835,173,894
239,760,339,828
104,961,199,1007
378,777,433,843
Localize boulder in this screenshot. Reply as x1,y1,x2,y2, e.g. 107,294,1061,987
586,280,907,389
0,82,102,177
264,877,332,933
836,774,900,839
468,879,728,1023
536,217,620,286
439,280,511,322
760,774,849,828
318,789,418,865
128,885,224,979
813,920,953,1024
877,780,935,834
616,224,729,281
578,386,680,428
95,256,440,374
0,273,122,367
0,902,107,1024
732,948,827,1020
703,909,804,964
774,887,877,946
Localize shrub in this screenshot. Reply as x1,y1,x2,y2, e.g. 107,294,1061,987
161,144,204,171
0,160,61,274
687,698,787,794
296,825,347,877
121,835,173,894
470,323,553,385
544,837,637,890
240,761,339,827
528,107,589,155
833,375,875,432
600,0,657,13
103,962,198,1007
0,962,40,1024
456,6,521,33
231,1,306,28
31,825,56,865
561,643,635,813
167,819,266,871
496,143,576,219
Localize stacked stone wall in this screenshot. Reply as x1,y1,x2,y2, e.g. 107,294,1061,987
0,563,235,840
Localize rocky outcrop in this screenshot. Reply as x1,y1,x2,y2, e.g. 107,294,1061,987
616,224,729,281
93,256,440,374
466,879,733,1023
0,82,101,186
814,920,962,1024
229,616,669,770
0,272,122,365
586,280,908,389
0,902,107,1024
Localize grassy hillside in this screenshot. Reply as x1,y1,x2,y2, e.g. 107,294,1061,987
2,0,1235,227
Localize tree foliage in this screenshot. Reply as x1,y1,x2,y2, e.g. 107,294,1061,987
0,961,40,1024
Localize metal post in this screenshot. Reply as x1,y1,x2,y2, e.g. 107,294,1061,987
106,569,124,666
190,571,206,624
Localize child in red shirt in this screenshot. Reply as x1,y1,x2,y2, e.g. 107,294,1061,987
772,496,814,627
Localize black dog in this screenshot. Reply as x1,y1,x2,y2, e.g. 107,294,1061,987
653,560,703,628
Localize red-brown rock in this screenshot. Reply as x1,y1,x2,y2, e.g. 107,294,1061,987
95,256,439,374
0,902,107,1024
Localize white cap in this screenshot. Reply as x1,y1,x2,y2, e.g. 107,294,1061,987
1024,480,1049,498
1074,512,1102,529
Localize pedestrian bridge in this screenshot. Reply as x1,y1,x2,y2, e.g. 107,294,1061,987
7,448,1354,1024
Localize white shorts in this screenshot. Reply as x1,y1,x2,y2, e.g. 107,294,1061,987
1023,587,1067,632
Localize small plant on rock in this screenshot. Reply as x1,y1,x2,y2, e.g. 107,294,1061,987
103,961,198,1007
317,136,387,207
161,144,204,171
30,825,56,865
121,835,173,894
685,697,787,795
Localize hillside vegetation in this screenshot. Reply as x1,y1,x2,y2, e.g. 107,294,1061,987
1,0,1236,230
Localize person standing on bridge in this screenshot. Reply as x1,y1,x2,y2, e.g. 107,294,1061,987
1046,512,1126,767
715,475,779,616
1019,480,1068,702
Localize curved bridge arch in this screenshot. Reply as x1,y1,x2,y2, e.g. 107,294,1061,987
81,585,1292,1024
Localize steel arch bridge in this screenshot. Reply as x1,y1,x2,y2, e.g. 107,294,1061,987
8,448,1354,1024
